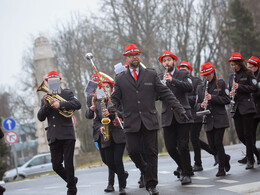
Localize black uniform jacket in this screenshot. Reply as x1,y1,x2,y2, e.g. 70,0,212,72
253,69,260,118
85,94,95,119
111,65,185,133
37,89,81,144
159,69,193,127
196,78,230,132
228,69,258,117
189,75,203,123
93,99,126,148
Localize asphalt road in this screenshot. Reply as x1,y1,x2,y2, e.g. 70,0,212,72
3,142,260,195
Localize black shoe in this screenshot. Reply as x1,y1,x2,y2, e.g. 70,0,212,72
0,185,6,193
67,188,77,195
173,167,182,178
104,184,115,192
238,156,247,164
245,162,254,170
225,154,231,172
139,174,145,188
216,169,226,177
193,165,203,172
181,176,191,185
213,155,219,166
119,188,126,195
147,186,159,195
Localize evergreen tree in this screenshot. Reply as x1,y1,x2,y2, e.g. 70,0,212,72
225,0,260,58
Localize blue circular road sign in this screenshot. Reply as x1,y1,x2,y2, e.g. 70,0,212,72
3,118,16,131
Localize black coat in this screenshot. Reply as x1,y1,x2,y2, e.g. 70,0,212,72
37,89,81,144
111,66,185,133
159,69,193,127
228,69,258,117
188,75,203,123
85,94,95,119
253,69,260,118
93,99,126,148
196,78,230,132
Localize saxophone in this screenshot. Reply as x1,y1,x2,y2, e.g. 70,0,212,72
101,97,110,142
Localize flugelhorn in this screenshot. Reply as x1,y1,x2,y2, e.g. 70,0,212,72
85,53,124,129
37,81,75,118
196,80,211,124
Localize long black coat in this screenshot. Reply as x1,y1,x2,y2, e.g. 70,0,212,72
37,89,81,144
111,66,185,133
253,69,260,118
228,69,258,117
196,78,230,132
159,69,193,127
93,99,126,148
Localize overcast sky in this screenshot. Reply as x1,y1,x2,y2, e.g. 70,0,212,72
0,0,100,89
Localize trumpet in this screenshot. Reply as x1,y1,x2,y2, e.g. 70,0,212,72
37,81,75,118
230,73,236,113
161,66,169,86
196,80,211,124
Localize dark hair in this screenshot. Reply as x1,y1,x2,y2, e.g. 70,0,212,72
213,70,219,95
233,60,248,71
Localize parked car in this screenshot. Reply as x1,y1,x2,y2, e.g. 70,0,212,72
3,153,53,182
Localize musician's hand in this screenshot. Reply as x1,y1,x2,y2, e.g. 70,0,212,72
43,95,49,105
205,93,211,100
201,101,207,108
100,127,105,135
230,90,235,98
233,82,238,90
51,101,60,109
91,93,97,100
90,105,95,111
179,112,189,122
164,73,172,82
103,109,110,117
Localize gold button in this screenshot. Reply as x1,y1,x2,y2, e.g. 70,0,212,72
52,116,55,119
137,101,140,104
139,111,142,114
136,91,139,93
53,125,56,127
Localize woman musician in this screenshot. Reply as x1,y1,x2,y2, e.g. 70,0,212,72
196,62,231,177
92,76,128,195
228,52,260,169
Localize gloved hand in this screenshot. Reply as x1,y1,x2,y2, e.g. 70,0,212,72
108,105,117,114
179,112,189,122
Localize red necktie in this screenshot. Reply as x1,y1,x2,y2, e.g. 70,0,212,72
133,69,138,81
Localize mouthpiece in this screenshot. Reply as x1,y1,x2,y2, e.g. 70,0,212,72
85,53,93,60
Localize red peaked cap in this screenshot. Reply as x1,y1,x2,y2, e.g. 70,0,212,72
246,56,260,67
199,62,216,75
123,44,142,56
102,77,114,86
45,71,61,82
177,61,193,72
92,73,101,82
158,50,178,63
227,52,245,62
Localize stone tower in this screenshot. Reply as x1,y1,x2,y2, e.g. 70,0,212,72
33,36,56,153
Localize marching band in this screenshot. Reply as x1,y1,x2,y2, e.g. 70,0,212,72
36,44,260,195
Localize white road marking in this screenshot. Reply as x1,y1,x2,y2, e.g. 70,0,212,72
183,184,214,188
192,176,209,180
159,171,171,174
220,181,260,194
216,179,239,184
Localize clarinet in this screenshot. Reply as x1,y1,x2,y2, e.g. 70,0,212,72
161,66,169,86
196,80,211,124
230,73,236,113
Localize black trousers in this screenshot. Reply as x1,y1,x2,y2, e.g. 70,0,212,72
234,112,256,163
206,128,226,169
49,139,76,192
126,122,158,188
190,123,215,166
103,141,126,188
163,116,192,176
97,140,115,185
253,117,260,144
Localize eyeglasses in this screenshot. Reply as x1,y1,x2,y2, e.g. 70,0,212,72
127,53,140,58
